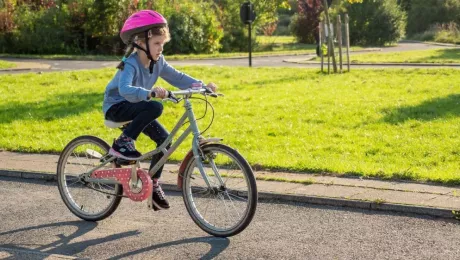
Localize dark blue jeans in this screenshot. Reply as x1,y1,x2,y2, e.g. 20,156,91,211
105,101,170,179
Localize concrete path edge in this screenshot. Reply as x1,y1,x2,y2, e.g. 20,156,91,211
1,169,456,220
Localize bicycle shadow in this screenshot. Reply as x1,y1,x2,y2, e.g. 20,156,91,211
0,220,139,259
0,220,230,259
110,236,230,260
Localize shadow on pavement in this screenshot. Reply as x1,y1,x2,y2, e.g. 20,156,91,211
0,220,139,259
110,236,230,260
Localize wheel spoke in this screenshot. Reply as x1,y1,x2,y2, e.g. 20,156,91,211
72,151,88,173
226,191,249,202
57,137,122,221
65,177,82,187
221,193,238,224
183,144,257,237
224,191,242,219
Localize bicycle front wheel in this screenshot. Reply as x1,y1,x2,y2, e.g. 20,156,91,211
57,135,122,221
182,143,257,237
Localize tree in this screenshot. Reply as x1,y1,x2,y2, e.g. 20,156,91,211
290,0,331,44
346,0,406,46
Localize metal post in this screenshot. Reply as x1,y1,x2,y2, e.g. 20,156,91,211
324,22,330,74
319,22,324,73
249,23,252,67
337,15,343,73
345,14,350,72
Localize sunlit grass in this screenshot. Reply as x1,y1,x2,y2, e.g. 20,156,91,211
0,67,459,184
313,48,460,64
0,60,16,69
257,36,296,44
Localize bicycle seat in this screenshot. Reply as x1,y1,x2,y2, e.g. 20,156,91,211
104,120,132,128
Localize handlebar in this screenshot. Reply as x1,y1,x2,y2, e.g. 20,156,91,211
164,87,223,104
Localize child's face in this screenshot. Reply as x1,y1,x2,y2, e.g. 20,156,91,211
148,35,167,61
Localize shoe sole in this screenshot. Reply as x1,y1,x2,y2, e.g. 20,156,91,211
151,199,170,211
109,148,142,161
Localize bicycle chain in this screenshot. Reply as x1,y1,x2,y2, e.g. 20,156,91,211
82,180,128,198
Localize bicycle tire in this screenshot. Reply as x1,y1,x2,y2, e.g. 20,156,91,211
57,135,122,221
182,143,257,237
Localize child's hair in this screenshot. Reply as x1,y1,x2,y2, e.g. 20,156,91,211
116,26,171,70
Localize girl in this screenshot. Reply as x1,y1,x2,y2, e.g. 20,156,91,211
102,10,217,211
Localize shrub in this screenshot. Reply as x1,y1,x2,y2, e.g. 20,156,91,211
289,13,317,44
10,5,81,54
411,22,460,44
346,0,406,46
213,0,288,52
163,2,223,54
273,13,292,36
406,0,460,36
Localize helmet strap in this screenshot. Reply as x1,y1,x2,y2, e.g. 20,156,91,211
132,30,156,73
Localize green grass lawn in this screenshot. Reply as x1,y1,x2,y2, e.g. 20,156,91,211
257,35,296,44
314,48,460,64
0,60,16,69
1,67,459,184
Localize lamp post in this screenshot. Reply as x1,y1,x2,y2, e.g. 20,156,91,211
240,1,256,67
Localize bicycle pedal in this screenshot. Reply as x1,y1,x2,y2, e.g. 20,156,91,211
116,158,137,166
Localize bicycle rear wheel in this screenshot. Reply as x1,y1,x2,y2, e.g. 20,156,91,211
57,135,122,221
182,143,257,237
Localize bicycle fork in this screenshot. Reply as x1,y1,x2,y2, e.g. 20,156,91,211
185,99,225,190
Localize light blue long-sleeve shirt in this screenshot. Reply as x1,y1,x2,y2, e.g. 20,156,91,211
102,52,201,114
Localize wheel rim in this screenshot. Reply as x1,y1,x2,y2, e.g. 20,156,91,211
58,140,120,218
184,147,254,233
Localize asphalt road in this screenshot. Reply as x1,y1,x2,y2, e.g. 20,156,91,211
0,43,458,75
1,176,460,259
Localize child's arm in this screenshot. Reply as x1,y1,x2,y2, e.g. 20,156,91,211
159,58,203,90
118,63,151,102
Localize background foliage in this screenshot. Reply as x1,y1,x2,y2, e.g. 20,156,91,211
345,0,406,46
0,0,288,54
0,0,459,54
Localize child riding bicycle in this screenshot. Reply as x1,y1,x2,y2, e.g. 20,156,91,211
102,10,217,211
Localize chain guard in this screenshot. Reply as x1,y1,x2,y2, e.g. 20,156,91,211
91,168,152,202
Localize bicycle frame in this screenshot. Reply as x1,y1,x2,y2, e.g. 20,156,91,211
83,90,217,189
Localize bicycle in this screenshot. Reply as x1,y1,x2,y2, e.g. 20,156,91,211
56,87,258,237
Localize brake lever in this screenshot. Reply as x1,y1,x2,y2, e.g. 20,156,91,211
203,87,223,98
164,91,182,103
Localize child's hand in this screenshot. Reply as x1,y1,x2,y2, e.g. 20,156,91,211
152,87,167,99
206,83,218,93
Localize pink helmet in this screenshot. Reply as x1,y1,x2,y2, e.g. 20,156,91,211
120,10,167,44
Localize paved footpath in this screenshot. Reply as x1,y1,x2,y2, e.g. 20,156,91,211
0,42,458,75
1,151,460,219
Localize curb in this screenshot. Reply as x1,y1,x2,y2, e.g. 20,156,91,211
0,68,32,72
1,169,456,219
399,40,460,47
283,60,460,67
